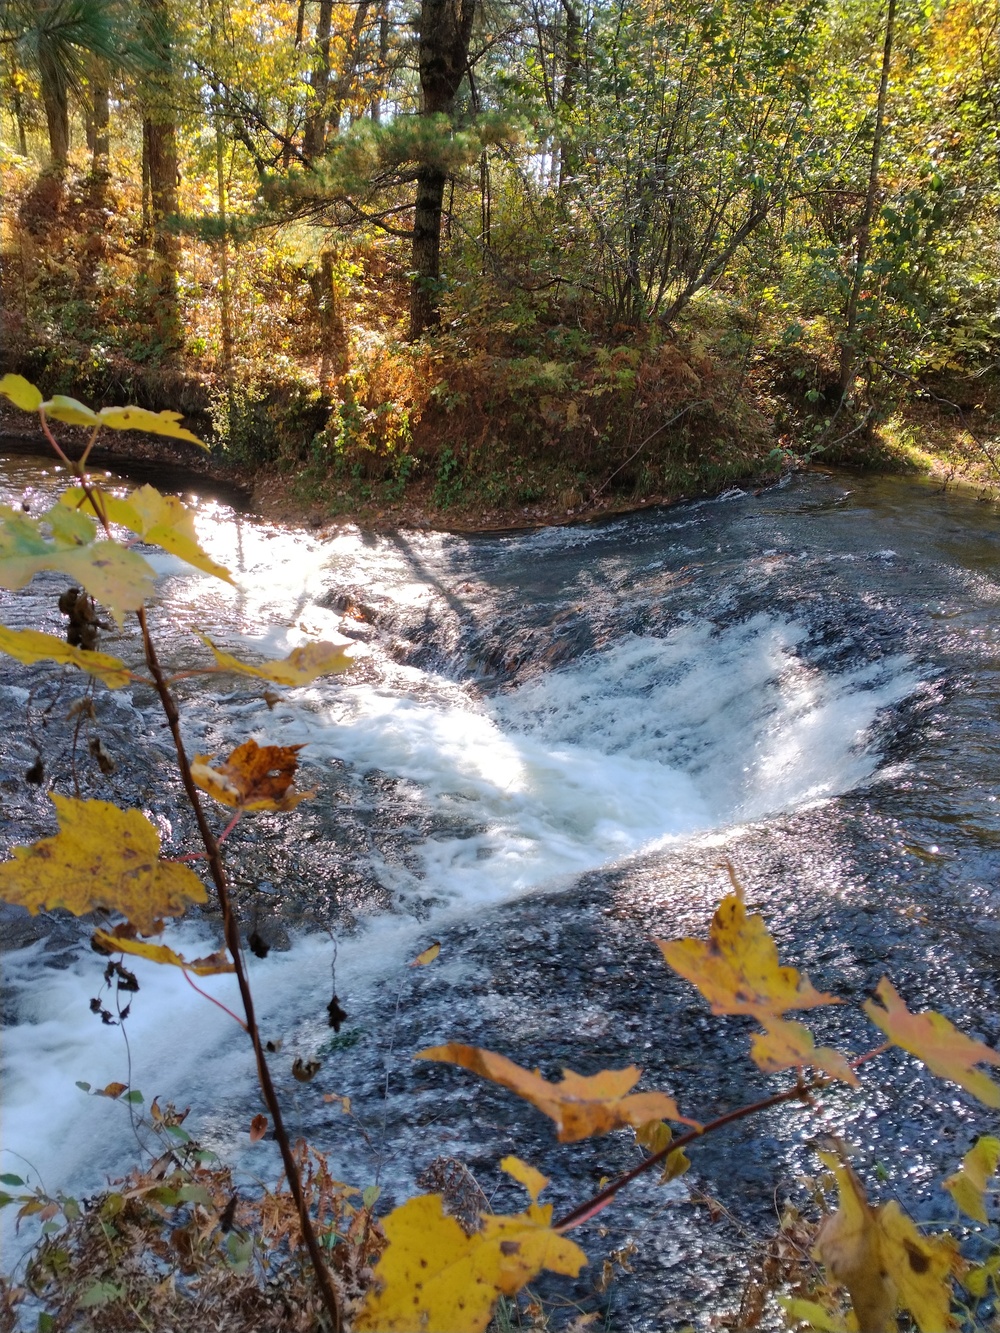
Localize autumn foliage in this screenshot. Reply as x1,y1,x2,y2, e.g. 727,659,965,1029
0,377,998,1331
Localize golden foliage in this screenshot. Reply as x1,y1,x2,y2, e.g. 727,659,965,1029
656,889,839,1020
0,795,207,934
864,977,1000,1107
0,373,43,411
749,1017,858,1086
0,504,156,626
355,1190,586,1332
656,881,853,1082
198,634,354,686
942,1136,1000,1224
92,928,234,976
62,485,232,582
417,1043,696,1142
191,739,314,811
0,625,133,688
815,1151,958,1333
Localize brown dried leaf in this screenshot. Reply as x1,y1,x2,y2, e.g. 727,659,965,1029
190,739,314,812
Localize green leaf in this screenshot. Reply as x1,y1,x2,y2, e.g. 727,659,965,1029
79,1280,124,1308
0,1173,25,1186
177,1183,214,1206
0,1192,16,1207
363,1184,382,1210
0,504,156,626
0,374,43,412
38,1314,55,1333
75,1081,92,1093
122,1090,144,1104
165,1124,192,1143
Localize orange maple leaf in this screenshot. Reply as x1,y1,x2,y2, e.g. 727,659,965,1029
191,739,315,812
417,1043,697,1142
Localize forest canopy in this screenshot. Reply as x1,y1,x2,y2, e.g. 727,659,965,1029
1,0,997,516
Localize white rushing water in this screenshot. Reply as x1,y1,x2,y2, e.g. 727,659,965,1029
0,499,922,1264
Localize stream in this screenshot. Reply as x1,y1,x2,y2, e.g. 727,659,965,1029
1,457,999,1328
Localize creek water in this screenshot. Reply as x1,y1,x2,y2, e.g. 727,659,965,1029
1,457,999,1328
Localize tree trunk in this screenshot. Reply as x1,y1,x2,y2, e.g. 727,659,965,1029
141,0,181,354
91,64,111,170
38,43,70,166
311,250,348,394
838,0,896,397
408,0,476,338
303,0,334,159
410,166,448,337
557,0,582,188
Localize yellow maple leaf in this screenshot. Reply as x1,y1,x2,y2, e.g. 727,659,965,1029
417,1044,697,1142
815,1150,958,1333
0,795,207,934
191,739,314,811
750,1017,858,1086
0,373,43,412
198,634,354,686
814,1153,895,1333
61,486,232,582
0,625,133,688
942,1136,1000,1224
500,1156,549,1203
656,890,840,1021
92,929,234,976
354,1193,586,1332
96,406,206,448
878,1202,958,1333
864,978,1000,1107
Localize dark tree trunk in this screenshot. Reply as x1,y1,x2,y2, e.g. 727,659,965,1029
303,0,334,159
141,0,181,354
408,0,476,338
410,166,448,338
558,0,582,187
838,0,896,397
91,66,111,169
38,43,70,166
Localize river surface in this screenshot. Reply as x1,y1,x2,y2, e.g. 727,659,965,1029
1,458,999,1328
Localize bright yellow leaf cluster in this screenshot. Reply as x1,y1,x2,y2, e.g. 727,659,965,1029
865,978,1000,1107
656,880,854,1084
61,485,232,583
355,1162,586,1333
